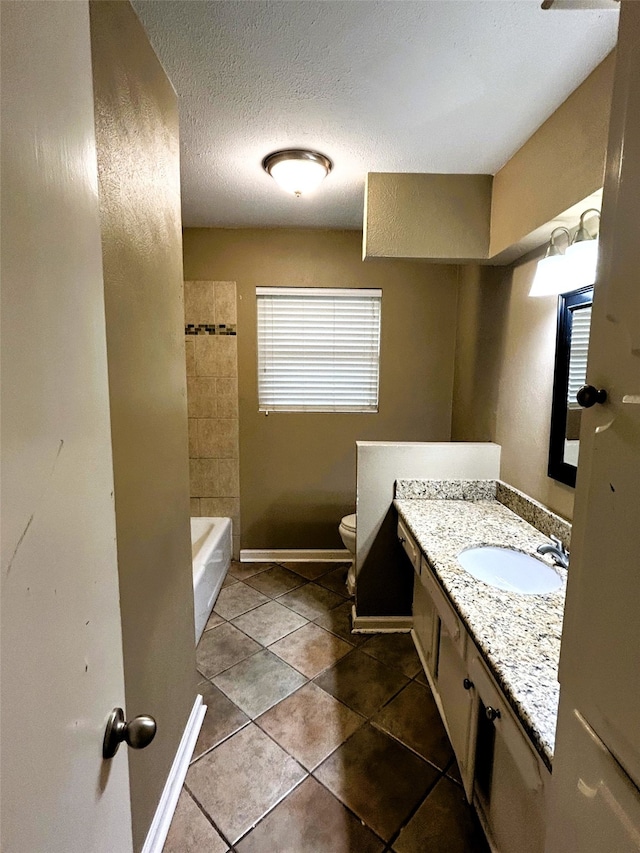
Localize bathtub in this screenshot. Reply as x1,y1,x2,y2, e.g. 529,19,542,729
190,517,232,643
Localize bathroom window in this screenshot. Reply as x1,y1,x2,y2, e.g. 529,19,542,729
256,287,382,413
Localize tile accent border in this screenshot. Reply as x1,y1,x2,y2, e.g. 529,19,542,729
141,694,207,853
185,323,237,336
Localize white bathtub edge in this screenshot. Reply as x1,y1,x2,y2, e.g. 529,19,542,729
191,517,232,644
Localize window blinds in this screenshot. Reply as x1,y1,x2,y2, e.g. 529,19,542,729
256,287,382,413
567,305,592,407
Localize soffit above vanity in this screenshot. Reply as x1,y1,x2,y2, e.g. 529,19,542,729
363,53,614,264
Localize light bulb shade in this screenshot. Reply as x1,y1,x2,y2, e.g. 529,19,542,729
263,149,332,196
565,238,598,289
529,254,572,297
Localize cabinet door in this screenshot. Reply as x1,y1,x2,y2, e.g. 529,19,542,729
437,624,476,800
398,517,421,574
413,574,439,682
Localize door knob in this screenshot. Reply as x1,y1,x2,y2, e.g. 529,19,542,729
103,707,157,759
463,678,474,690
485,706,501,722
577,385,608,408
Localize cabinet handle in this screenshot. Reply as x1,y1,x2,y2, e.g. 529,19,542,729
398,536,406,544
485,706,501,722
463,678,474,690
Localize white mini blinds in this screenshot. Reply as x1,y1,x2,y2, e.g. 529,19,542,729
567,304,592,407
256,287,382,413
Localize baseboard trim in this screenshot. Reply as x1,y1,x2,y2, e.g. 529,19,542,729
351,606,413,633
240,548,351,563
141,694,207,853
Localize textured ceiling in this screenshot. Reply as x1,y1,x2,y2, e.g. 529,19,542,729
132,0,618,229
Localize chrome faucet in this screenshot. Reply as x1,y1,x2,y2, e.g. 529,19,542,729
537,535,569,569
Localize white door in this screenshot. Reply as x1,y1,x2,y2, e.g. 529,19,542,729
1,3,133,852
547,2,640,850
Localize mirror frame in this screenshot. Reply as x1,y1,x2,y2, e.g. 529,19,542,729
548,285,593,488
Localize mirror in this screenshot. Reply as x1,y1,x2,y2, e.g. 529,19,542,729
548,286,593,487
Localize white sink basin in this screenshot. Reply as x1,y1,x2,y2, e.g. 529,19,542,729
457,546,562,595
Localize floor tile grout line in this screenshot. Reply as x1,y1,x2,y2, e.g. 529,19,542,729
189,716,252,767
270,596,347,623
219,574,349,625
252,683,368,773
216,714,390,848
197,643,263,682
375,675,420,716
311,606,363,647
198,613,310,681
383,768,445,851
307,648,411,723
198,615,321,699
230,607,312,648
192,612,473,850
198,713,434,850
195,565,447,850
205,639,312,721
305,774,390,847
264,623,355,679
308,730,417,848
368,717,453,774
199,618,410,724
227,770,310,849
184,782,238,852
443,755,464,787
186,682,311,846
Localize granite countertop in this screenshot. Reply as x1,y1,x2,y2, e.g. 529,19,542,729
394,482,568,771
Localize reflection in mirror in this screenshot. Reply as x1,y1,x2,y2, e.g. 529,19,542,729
548,286,593,487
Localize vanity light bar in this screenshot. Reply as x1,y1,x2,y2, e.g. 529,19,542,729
529,210,600,298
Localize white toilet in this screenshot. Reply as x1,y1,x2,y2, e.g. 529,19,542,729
339,513,357,596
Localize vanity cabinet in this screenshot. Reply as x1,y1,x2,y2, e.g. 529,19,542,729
412,574,439,681
399,516,550,853
436,617,477,798
398,516,421,574
419,555,476,801
401,520,477,801
469,653,548,853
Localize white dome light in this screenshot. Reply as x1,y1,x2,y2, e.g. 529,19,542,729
263,149,332,197
529,226,573,297
565,208,600,289
529,210,600,297
529,253,570,297
565,235,599,289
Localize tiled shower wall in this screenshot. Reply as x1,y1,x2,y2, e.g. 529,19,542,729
184,280,240,558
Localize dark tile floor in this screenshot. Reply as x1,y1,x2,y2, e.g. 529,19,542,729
164,560,490,852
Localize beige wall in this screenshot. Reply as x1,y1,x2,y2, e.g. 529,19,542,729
452,260,575,521
490,52,615,259
183,228,459,550
90,3,196,849
364,172,492,260
184,280,241,557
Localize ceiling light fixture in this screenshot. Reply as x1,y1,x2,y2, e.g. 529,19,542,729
262,149,332,197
